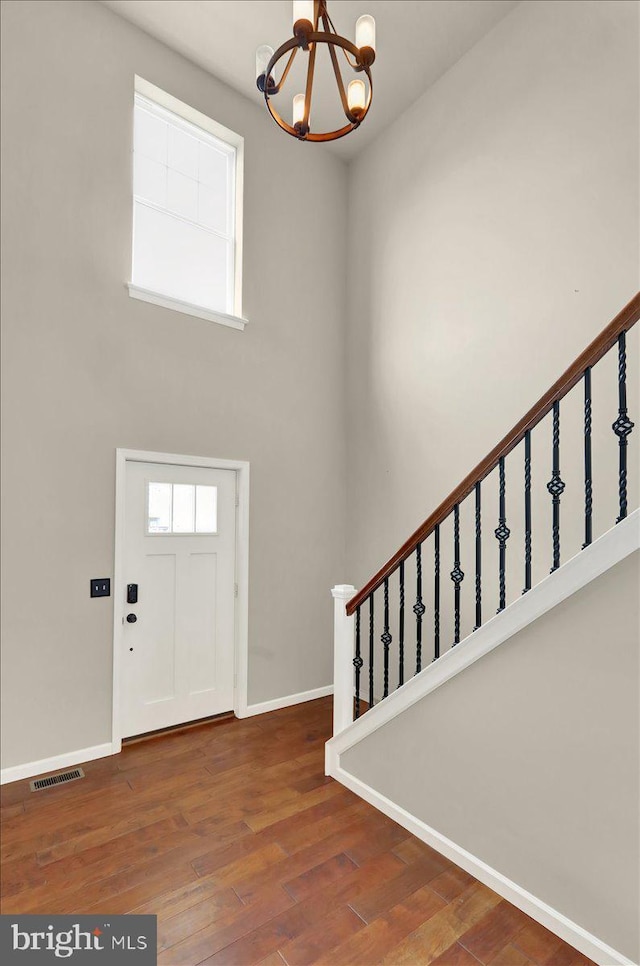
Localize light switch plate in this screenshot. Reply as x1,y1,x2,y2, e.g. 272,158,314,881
90,578,111,598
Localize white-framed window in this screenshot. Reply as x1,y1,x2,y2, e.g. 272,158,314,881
129,77,246,330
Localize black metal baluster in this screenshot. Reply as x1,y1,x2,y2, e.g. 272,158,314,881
434,525,440,660
398,562,405,687
474,481,482,630
495,457,510,611
353,607,362,719
368,593,374,709
612,332,635,522
583,368,593,547
523,430,532,593
450,504,464,644
381,578,391,698
413,544,425,673
547,401,565,572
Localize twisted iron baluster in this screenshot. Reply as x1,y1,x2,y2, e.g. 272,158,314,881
413,543,425,673
398,562,405,686
547,401,565,572
612,332,634,523
353,607,362,719
450,504,464,644
381,578,391,698
495,457,510,612
368,593,374,708
474,482,482,630
583,368,593,547
523,430,532,593
434,525,440,660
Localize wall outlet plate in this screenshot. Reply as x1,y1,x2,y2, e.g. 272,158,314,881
90,578,111,598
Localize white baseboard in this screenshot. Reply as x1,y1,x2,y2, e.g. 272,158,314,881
329,763,635,966
238,685,333,718
328,511,639,758
0,742,117,786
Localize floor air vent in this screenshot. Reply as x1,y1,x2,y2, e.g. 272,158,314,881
30,767,85,792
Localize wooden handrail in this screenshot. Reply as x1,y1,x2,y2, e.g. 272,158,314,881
346,292,640,615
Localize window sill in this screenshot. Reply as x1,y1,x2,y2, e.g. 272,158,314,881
127,283,248,331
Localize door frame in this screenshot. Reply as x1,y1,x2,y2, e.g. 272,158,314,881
112,448,250,751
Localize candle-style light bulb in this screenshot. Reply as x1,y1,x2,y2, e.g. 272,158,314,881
347,78,366,119
293,93,309,136
255,45,274,92
293,93,306,127
355,14,376,66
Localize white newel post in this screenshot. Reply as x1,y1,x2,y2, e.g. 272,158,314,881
331,584,356,737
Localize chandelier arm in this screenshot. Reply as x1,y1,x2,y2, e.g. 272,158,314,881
325,36,352,120
323,5,337,34
321,7,351,117
301,35,318,131
306,123,359,142
341,46,361,70
276,46,298,93
264,36,300,96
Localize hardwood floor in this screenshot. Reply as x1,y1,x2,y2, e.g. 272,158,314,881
1,697,595,966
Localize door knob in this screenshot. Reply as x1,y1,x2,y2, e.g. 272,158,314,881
126,613,137,623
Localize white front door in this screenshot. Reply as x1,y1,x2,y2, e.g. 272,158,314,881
120,460,236,738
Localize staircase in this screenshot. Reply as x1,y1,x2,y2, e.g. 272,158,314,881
326,294,640,966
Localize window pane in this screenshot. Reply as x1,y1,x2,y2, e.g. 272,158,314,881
148,483,172,533
167,168,198,222
134,107,167,163
168,125,199,179
134,153,167,208
173,484,195,533
195,486,218,533
133,202,229,312
198,181,228,235
199,141,230,187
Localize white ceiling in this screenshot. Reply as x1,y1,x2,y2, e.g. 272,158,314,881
101,0,519,158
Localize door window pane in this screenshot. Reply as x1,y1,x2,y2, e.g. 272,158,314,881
147,482,218,534
148,482,172,533
172,484,196,533
195,485,218,533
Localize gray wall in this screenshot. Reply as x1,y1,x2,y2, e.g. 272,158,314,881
342,550,640,963
346,0,640,625
0,0,348,768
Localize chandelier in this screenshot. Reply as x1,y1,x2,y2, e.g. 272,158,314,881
255,0,376,143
